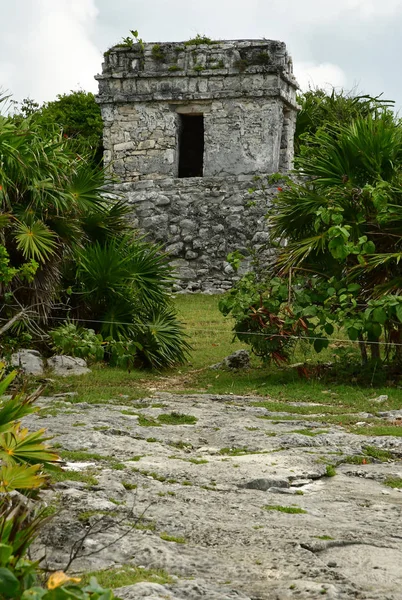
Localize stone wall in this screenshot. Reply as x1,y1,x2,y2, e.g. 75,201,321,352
117,176,280,292
96,39,298,291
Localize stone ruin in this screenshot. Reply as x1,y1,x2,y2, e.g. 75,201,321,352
96,39,298,291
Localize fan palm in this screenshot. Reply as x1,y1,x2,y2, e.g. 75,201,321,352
271,113,402,296
65,237,190,367
0,112,126,318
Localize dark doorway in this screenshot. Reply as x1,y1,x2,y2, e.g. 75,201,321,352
178,114,204,178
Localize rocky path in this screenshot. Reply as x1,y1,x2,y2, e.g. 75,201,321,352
28,392,402,599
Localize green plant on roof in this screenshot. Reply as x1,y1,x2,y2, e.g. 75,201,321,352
184,35,216,46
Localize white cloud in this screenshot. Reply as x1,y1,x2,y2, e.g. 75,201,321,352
1,0,402,108
1,0,101,103
261,0,402,24
294,62,348,92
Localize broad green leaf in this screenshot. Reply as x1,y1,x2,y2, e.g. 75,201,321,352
0,567,20,598
21,587,48,599
347,327,359,341
0,544,12,567
313,338,329,353
396,304,402,323
362,241,376,254
372,307,387,325
367,323,382,339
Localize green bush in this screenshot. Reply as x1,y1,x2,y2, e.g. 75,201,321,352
49,324,104,362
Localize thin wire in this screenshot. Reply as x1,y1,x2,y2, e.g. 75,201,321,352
0,314,401,346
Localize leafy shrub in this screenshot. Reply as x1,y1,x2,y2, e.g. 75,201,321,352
1,100,190,370
49,324,104,362
184,34,215,46
223,111,402,368
68,237,191,368
14,91,104,166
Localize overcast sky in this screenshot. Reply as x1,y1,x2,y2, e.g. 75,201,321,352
1,0,401,109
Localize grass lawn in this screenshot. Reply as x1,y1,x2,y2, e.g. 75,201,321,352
43,294,402,431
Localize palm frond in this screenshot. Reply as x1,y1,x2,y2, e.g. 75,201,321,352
14,220,57,262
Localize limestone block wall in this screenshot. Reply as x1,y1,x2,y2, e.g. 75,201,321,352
117,176,280,292
96,39,298,290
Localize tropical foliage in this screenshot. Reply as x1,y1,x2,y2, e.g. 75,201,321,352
295,87,394,154
0,366,60,493
14,90,103,166
0,368,116,599
0,97,189,368
222,96,402,369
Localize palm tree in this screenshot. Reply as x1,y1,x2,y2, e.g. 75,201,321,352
0,107,190,368
270,112,402,361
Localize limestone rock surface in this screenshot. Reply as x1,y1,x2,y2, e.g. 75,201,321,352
11,349,44,375
47,355,91,376
26,392,402,599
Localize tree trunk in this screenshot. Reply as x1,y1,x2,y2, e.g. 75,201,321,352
358,334,368,365
370,338,381,362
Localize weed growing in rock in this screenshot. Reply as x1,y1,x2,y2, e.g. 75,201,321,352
138,415,161,427
184,34,216,46
364,446,394,461
80,565,172,587
325,465,336,477
52,468,99,486
159,532,186,543
340,455,370,465
314,535,334,540
78,510,119,522
151,44,165,61
291,429,329,437
60,450,105,461
109,498,125,505
219,447,261,456
384,476,402,488
132,468,167,482
134,520,156,531
157,412,197,425
263,505,307,514
122,481,137,490
352,425,402,436
146,437,158,442
109,461,125,470
325,465,337,477
169,440,193,449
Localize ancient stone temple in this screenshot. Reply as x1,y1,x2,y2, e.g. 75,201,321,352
96,39,298,291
